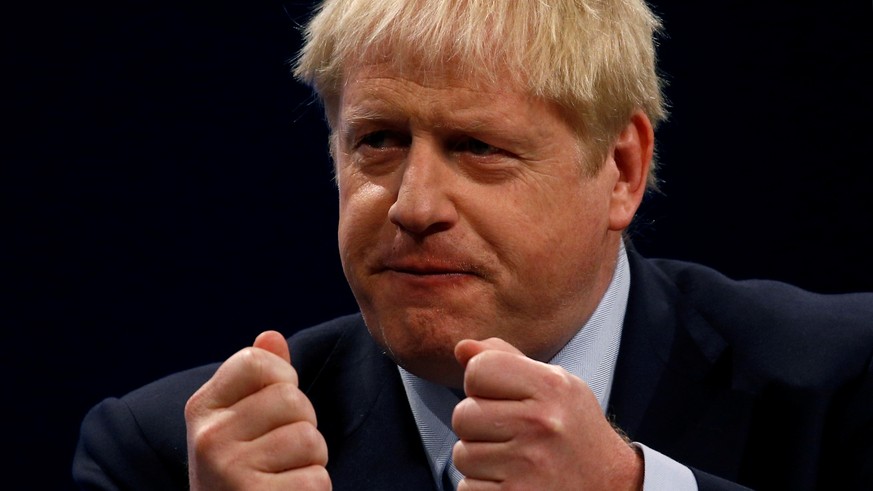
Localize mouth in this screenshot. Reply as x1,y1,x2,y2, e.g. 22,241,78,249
390,265,469,275
371,256,487,299
379,260,483,278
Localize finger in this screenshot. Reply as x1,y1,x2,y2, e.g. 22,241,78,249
460,348,551,400
454,338,524,369
457,479,501,491
191,345,299,411
271,465,332,491
243,465,331,491
452,440,513,482
215,381,318,441
452,396,523,442
456,338,537,400
253,330,291,364
248,421,328,472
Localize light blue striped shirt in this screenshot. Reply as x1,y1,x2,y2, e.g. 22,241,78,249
399,243,697,490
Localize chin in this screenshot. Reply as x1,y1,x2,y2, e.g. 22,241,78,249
395,348,466,389
363,310,469,387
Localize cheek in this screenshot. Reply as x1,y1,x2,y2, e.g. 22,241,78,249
337,179,393,260
507,185,610,281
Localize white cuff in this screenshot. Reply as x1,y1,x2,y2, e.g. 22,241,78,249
633,442,698,491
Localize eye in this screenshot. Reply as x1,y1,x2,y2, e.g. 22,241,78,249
454,138,500,156
357,130,409,150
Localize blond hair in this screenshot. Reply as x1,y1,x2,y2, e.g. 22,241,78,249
293,0,667,185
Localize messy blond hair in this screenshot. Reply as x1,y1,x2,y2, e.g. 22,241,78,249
293,0,667,186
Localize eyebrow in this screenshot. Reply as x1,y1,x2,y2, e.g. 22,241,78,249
342,105,391,126
338,99,525,151
337,106,399,148
343,108,494,132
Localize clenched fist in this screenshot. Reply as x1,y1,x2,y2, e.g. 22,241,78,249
452,338,642,491
185,331,331,490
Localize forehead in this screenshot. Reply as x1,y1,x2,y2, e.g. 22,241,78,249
324,52,529,122
347,62,502,98
336,62,542,124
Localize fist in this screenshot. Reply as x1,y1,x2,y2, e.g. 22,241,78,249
452,338,642,491
185,331,331,490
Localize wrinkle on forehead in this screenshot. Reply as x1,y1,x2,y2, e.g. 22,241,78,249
341,69,549,130
326,56,524,127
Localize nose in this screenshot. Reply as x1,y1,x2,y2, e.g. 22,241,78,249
387,139,459,235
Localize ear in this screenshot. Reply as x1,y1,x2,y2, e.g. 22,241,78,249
608,110,654,231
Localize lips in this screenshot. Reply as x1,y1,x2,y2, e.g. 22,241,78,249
371,237,489,280
380,259,479,277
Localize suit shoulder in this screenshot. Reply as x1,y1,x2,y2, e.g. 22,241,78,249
73,363,220,489
643,255,873,384
648,257,873,328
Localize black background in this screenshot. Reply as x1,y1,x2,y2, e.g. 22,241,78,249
6,1,872,489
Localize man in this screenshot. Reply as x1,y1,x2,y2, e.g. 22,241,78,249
73,1,873,490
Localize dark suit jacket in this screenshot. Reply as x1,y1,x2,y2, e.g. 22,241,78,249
72,251,873,490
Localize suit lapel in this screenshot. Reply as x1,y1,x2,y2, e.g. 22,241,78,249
303,317,438,491
609,250,755,480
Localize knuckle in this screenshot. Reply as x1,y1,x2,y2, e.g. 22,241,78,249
184,392,202,420
522,402,565,436
451,397,472,428
295,422,325,455
464,353,483,380
295,466,331,491
189,417,224,455
540,365,572,392
241,346,299,385
311,465,332,490
238,346,266,373
452,398,490,439
451,440,468,465
276,382,304,407
464,350,498,382
512,445,550,474
185,381,220,420
276,383,317,424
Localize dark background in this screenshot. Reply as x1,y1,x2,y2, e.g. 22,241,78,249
6,1,872,489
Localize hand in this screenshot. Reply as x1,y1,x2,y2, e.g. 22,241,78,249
452,338,643,491
185,331,331,490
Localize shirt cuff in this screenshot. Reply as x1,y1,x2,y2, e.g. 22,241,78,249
633,442,698,491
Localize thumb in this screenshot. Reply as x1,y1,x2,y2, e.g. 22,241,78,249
454,337,525,369
253,330,291,364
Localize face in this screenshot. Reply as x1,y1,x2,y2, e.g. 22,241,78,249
334,63,627,387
